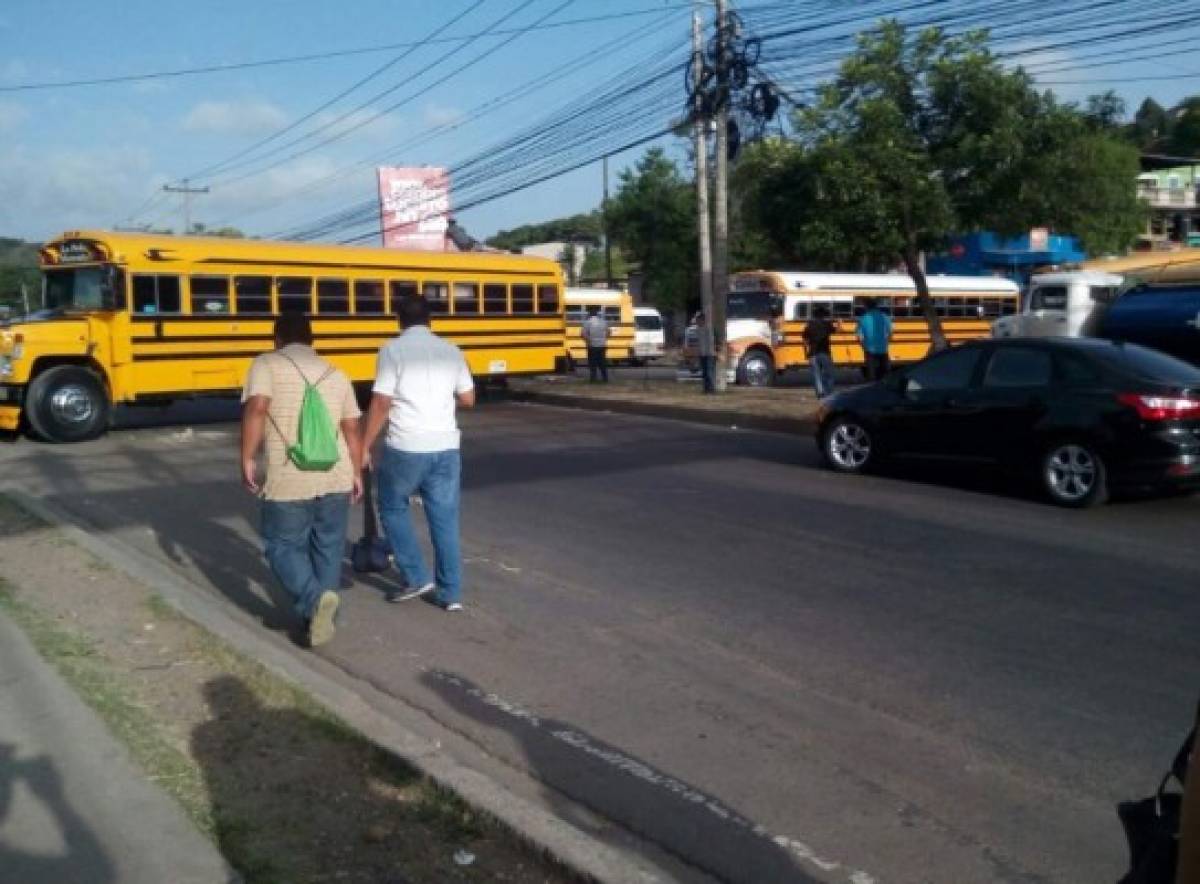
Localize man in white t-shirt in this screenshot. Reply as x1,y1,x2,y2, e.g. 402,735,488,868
361,294,475,610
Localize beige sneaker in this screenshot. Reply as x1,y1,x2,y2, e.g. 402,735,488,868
308,591,339,648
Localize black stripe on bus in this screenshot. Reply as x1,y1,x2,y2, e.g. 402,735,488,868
129,341,561,362
129,314,562,325
130,328,562,343
191,256,559,277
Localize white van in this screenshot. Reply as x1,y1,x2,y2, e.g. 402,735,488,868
991,271,1123,339
632,307,665,363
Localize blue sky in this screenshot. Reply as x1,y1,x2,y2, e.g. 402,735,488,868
0,1,1196,245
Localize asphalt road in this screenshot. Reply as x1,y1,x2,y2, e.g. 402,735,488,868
2,397,1196,884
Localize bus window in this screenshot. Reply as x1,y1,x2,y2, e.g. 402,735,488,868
537,284,559,314
317,279,349,314
603,306,620,322
192,276,230,314
452,282,480,315
792,301,809,320
727,291,774,319
390,279,418,312
512,284,534,314
564,304,585,324
422,282,449,314
132,274,181,314
278,277,312,314
832,301,853,319
852,298,868,317
235,276,271,314
483,283,507,315
355,280,385,314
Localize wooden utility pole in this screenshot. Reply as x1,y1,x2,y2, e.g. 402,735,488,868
711,0,730,391
603,154,614,289
162,179,209,234
692,11,715,361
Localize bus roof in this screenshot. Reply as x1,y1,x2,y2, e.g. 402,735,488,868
564,288,628,304
733,270,1019,294
43,230,563,276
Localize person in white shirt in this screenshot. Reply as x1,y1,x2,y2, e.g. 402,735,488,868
360,294,475,610
581,306,610,383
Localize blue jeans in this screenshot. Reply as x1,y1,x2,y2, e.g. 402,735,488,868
260,493,350,619
810,352,835,398
376,447,463,605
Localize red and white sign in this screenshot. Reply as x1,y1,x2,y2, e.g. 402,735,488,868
377,166,450,251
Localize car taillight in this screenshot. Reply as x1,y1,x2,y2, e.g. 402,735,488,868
1117,393,1200,420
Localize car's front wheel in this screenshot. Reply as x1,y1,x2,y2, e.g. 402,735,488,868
1040,440,1108,508
822,415,875,474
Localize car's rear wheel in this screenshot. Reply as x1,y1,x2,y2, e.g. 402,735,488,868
1040,440,1108,508
822,416,875,474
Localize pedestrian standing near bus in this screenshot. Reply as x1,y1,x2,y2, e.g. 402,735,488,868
802,305,838,398
582,305,610,383
857,298,893,381
696,310,716,394
241,313,364,648
361,293,475,611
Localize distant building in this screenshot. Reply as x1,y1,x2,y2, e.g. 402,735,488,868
519,240,589,284
927,231,1086,287
1136,156,1200,248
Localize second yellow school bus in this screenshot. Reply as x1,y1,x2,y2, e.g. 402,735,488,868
0,230,565,442
563,287,637,366
684,271,1020,385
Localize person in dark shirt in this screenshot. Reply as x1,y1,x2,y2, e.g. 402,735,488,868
801,306,838,397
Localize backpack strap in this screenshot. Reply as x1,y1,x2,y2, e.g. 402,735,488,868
262,351,340,448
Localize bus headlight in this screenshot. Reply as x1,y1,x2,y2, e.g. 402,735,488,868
0,356,11,378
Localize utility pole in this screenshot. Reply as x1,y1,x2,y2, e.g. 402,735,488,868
692,11,715,365
711,0,732,391
20,282,30,316
162,179,209,234
603,154,614,289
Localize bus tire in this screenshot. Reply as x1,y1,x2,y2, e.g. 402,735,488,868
737,349,775,387
26,366,111,443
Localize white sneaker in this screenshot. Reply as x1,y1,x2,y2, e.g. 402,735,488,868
308,591,339,647
445,602,464,613
391,582,435,603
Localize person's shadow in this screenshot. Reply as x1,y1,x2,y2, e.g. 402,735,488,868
0,742,116,883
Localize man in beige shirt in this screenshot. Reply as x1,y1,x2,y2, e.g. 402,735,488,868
240,313,363,647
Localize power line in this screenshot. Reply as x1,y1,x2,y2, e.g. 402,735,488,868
0,3,704,93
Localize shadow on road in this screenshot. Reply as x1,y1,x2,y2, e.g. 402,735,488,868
420,669,822,884
0,743,116,884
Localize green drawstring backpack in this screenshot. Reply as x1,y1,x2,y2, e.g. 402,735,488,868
268,354,340,472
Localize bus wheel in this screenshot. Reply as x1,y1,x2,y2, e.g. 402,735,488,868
737,350,775,387
26,366,110,443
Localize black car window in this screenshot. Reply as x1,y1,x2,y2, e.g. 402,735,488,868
1056,352,1103,385
1030,286,1068,311
983,347,1053,388
906,347,982,392
1094,343,1200,384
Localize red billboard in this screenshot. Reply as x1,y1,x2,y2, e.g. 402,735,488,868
376,166,450,251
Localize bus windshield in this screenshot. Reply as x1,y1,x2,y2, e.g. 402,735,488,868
43,267,122,312
727,291,780,320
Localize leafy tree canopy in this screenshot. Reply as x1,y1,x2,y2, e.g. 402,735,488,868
486,211,603,251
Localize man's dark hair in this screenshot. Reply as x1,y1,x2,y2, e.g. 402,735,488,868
814,305,830,318
587,305,600,317
274,311,313,346
862,297,878,310
396,292,432,328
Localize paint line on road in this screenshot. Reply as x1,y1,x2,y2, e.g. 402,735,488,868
428,669,879,884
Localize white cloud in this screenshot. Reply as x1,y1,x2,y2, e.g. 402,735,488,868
0,144,160,238
182,99,288,136
423,103,465,128
311,108,401,142
0,101,27,130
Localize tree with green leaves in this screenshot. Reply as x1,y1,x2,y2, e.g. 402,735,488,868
785,21,1145,349
604,148,697,312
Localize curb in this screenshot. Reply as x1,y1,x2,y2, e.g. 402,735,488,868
3,489,683,884
506,388,819,436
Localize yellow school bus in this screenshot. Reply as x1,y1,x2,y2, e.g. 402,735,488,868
563,287,637,366
0,230,565,442
684,271,1020,386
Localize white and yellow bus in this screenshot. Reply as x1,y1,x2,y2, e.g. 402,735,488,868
563,287,636,367
684,271,1020,386
0,230,565,442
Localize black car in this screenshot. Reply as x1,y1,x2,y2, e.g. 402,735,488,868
816,338,1200,507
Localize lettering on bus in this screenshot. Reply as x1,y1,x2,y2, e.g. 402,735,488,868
59,241,97,263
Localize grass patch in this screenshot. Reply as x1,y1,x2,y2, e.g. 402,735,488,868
0,579,215,834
